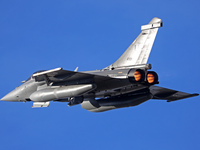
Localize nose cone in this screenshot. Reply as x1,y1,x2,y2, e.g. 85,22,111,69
1,92,17,102
1,88,20,102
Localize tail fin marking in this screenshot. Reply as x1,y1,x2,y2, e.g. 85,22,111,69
106,17,162,70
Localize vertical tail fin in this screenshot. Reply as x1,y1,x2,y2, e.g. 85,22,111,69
106,17,163,69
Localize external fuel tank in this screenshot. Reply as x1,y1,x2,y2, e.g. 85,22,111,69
30,84,96,102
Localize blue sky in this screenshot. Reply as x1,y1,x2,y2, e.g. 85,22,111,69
0,0,200,150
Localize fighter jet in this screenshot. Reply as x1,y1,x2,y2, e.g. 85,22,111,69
1,17,198,112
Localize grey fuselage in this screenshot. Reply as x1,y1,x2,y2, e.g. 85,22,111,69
2,67,146,102
1,17,198,112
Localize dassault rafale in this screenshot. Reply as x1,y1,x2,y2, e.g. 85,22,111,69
1,17,198,112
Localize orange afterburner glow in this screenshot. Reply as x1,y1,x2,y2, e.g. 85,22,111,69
147,73,155,84
134,71,142,81
147,71,158,84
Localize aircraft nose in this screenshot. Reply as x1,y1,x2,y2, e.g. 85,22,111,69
1,89,20,102
1,92,17,101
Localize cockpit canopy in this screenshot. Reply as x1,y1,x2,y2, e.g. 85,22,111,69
26,70,47,82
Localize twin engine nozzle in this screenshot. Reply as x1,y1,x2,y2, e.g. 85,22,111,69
128,69,158,85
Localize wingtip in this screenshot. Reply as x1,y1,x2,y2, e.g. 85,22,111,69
192,93,199,97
